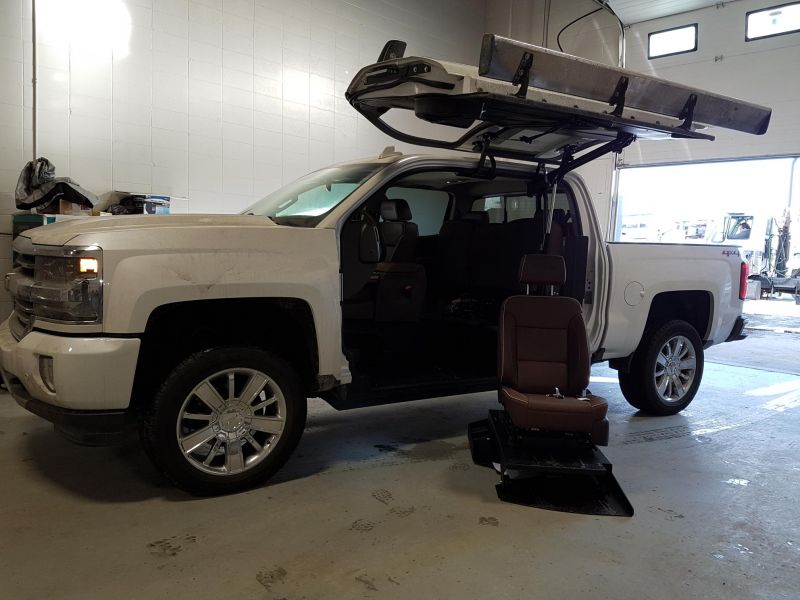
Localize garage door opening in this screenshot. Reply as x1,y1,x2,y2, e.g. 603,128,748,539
614,157,800,329
614,157,798,247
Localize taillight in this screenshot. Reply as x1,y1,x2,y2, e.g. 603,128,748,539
739,261,749,300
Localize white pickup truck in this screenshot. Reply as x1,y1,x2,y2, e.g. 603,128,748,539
1,36,766,494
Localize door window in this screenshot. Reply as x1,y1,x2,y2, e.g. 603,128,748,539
727,215,754,240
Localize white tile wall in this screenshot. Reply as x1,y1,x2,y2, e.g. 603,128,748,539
0,0,487,216
0,0,25,219
0,0,25,318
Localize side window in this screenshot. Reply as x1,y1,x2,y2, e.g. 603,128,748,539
505,195,536,222
469,185,579,231
727,215,753,240
385,187,450,236
471,195,536,222
472,195,503,223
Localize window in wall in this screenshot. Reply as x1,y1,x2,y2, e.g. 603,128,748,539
385,187,450,236
746,2,800,41
648,24,698,59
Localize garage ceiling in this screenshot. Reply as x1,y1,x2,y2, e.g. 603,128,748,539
607,0,721,25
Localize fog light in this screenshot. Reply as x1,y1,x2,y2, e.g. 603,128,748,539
39,355,55,393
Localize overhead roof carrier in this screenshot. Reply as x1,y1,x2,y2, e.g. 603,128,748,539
347,35,772,182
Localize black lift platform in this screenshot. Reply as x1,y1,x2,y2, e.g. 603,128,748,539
469,411,634,517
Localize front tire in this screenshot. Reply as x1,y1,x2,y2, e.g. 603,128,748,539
141,347,307,495
618,320,704,415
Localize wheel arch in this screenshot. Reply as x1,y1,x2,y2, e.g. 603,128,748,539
610,289,712,373
131,298,319,409
643,290,713,341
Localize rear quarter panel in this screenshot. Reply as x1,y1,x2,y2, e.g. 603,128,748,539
602,243,743,359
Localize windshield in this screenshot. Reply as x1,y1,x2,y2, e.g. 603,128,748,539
244,163,384,226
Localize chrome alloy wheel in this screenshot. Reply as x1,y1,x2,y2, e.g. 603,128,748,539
176,368,287,476
653,335,697,403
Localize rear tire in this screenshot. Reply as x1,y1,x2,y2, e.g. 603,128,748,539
141,347,307,496
617,370,644,411
618,320,704,416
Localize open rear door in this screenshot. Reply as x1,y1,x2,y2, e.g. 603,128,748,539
346,34,771,176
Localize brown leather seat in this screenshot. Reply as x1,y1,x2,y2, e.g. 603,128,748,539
498,254,609,445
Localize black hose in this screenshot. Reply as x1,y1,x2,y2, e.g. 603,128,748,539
556,6,603,52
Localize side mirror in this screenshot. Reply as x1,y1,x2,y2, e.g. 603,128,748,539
359,223,382,263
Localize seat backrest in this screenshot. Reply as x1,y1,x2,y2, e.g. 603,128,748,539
495,217,542,291
380,199,418,262
341,215,381,299
468,220,503,288
498,255,590,396
436,211,486,288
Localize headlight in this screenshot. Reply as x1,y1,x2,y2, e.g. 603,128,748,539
27,246,103,323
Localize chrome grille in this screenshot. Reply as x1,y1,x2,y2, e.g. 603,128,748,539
9,301,32,341
8,237,36,341
12,250,34,277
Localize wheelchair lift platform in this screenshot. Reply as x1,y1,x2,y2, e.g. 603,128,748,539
469,410,634,517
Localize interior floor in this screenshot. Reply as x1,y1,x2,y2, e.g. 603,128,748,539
1,330,797,599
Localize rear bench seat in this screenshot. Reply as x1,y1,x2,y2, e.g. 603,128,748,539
439,211,567,292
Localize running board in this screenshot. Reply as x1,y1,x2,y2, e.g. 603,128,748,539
469,410,634,517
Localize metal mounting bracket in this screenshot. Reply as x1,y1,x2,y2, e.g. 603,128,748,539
473,134,498,178
546,132,635,185
608,76,629,117
511,52,533,98
679,93,698,130
377,40,407,62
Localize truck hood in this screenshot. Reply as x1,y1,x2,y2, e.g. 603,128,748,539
22,214,278,247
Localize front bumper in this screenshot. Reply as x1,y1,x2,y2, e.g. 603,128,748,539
0,319,140,434
6,376,130,442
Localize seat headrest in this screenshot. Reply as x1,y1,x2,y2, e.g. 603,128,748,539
519,254,566,286
380,199,412,221
462,211,489,222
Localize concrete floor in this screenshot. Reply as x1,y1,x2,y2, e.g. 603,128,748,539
1,331,799,599
743,295,800,334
